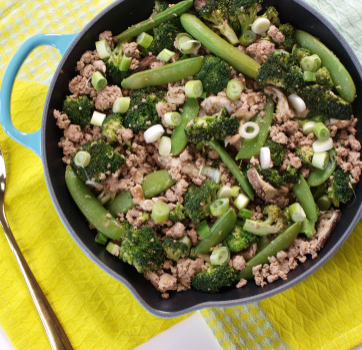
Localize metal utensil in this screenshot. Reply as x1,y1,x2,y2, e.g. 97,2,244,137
0,146,73,350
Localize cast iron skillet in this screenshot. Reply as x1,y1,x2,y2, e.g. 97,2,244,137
1,0,361,318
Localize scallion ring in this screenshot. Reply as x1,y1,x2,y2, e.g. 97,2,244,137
239,30,257,46
144,124,165,143
288,203,307,223
119,55,132,71
260,147,271,169
74,151,91,167
164,111,182,126
313,138,333,153
230,186,241,197
95,40,112,59
301,56,317,72
239,121,260,139
201,166,222,183
90,111,106,126
303,121,316,135
113,97,131,114
288,93,306,113
251,17,271,34
217,186,232,199
91,71,107,92
159,136,172,157
157,48,175,62
312,151,329,170
234,193,250,210
136,32,154,48
185,80,203,98
313,122,330,141
210,198,230,216
152,202,170,223
210,246,230,266
226,79,244,101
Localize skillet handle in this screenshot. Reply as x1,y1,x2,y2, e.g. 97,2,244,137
0,33,78,158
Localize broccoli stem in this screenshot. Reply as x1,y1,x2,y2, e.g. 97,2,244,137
121,56,204,89
65,166,126,240
105,190,136,217
115,0,194,42
208,140,254,200
307,149,337,187
142,170,177,199
238,222,301,280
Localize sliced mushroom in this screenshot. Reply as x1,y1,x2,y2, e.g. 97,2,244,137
317,210,341,249
134,55,156,73
247,167,278,201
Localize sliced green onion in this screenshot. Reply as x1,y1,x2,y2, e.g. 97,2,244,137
301,56,317,72
312,151,329,170
210,246,230,266
239,121,260,139
97,191,114,205
310,54,322,70
152,202,170,222
313,122,330,141
157,48,175,62
113,41,123,56
239,30,257,46
119,55,132,71
164,111,182,126
201,166,221,183
144,124,164,143
95,40,112,59
288,202,306,223
185,80,203,98
74,151,91,167
196,220,212,240
303,71,316,82
90,111,106,126
227,79,244,100
230,186,241,197
200,92,208,99
159,136,171,157
303,121,316,135
316,194,332,211
95,232,108,245
210,198,230,216
238,208,253,219
217,186,232,199
136,32,153,48
113,97,131,114
91,71,107,91
260,147,271,169
176,33,201,54
273,49,290,57
106,242,120,256
234,193,250,210
288,93,306,113
313,138,333,153
251,17,271,34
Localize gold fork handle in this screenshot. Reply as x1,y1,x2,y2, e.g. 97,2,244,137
0,208,73,350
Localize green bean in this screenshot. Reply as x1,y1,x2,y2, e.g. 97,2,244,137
238,222,301,280
180,13,260,79
142,170,177,199
115,0,193,42
121,56,203,89
65,166,126,240
236,96,275,160
295,30,356,103
292,174,319,223
307,149,337,187
105,190,136,217
208,140,254,200
171,98,199,156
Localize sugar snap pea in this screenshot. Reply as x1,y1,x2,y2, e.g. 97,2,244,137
65,166,126,240
180,13,260,79
105,190,136,217
295,30,356,103
171,98,199,156
236,96,275,160
142,170,177,199
307,149,337,187
121,56,203,89
116,0,193,42
238,222,301,280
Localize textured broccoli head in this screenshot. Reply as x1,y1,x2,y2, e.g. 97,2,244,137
154,0,169,14
283,165,299,184
153,17,183,54
292,46,311,63
169,203,186,223
315,67,334,90
192,265,238,293
194,55,231,94
262,6,280,26
101,113,124,144
119,225,165,273
63,95,94,127
163,236,191,261
103,53,132,86
327,168,354,207
264,140,287,167
295,146,314,167
300,84,353,120
70,139,124,183
278,23,297,51
223,225,258,252
184,180,222,222
123,87,166,132
253,165,285,188
227,0,262,34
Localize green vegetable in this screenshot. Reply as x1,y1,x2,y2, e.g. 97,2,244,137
250,165,299,188
327,168,354,207
185,80,203,98
210,246,231,266
315,67,334,90
227,79,244,100
74,151,90,168
95,232,108,245
103,53,131,86
316,194,332,211
295,29,356,103
295,145,314,167
163,236,191,261
303,70,316,82
105,190,136,217
263,140,287,167
238,222,301,280
113,97,131,114
62,95,94,127
169,203,186,222
157,48,176,62
101,113,124,144
278,23,297,52
119,55,132,71
313,122,330,141
238,208,253,219
180,13,260,78
121,56,204,89
301,55,318,72
65,166,127,240
136,32,154,48
312,151,329,170
142,170,177,199
210,198,230,216
287,202,306,223
223,224,258,252
300,219,316,238
307,149,337,187
152,201,170,222
239,30,256,46
91,71,107,91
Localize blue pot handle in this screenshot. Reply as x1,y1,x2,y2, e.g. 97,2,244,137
0,33,78,158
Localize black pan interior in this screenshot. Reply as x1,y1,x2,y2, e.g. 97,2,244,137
42,0,362,317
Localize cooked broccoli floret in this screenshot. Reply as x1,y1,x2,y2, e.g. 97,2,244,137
101,113,124,143
199,0,239,45
315,67,334,90
153,17,183,55
262,6,280,26
185,108,239,144
327,168,354,207
63,95,94,127
264,140,287,167
169,203,186,222
194,55,231,94
278,23,297,51
163,236,191,261
184,180,222,222
295,145,314,167
292,46,311,63
153,0,169,14
103,53,132,86
223,225,258,252
253,165,285,188
123,87,166,132
283,165,299,184
243,204,290,235
70,139,124,183
119,225,165,273
192,265,238,293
